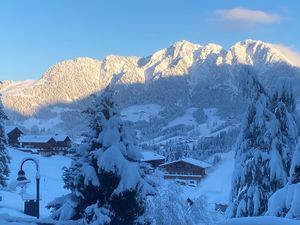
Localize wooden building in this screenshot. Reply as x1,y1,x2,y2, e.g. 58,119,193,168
19,135,57,156
53,134,71,151
5,126,23,146
141,151,166,168
159,158,211,185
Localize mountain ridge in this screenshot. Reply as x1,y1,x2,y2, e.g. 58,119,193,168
1,39,299,136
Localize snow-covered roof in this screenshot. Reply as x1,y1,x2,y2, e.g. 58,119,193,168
4,126,22,134
141,151,166,161
164,174,203,178
53,134,70,142
19,135,54,143
160,157,212,168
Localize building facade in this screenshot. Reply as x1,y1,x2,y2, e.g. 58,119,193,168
19,135,57,156
5,126,23,146
160,158,211,185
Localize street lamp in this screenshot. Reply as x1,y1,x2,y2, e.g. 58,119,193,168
16,158,40,219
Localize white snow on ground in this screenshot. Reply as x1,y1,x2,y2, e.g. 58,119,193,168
121,104,162,122
296,102,300,111
50,106,76,114
164,107,225,136
182,150,235,204
19,106,79,132
198,108,225,137
0,147,71,219
217,216,300,225
20,107,79,131
165,108,198,129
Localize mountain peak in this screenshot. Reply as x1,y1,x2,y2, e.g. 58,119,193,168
239,39,265,45
171,40,202,50
1,39,299,121
172,40,198,47
228,39,294,66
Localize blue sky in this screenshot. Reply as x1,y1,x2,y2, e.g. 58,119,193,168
0,0,300,80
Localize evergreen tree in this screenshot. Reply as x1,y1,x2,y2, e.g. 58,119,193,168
290,145,300,185
266,78,300,219
0,94,9,189
267,144,300,219
227,71,298,217
48,91,152,224
269,78,299,177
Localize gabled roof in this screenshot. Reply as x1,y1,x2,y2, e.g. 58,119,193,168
141,151,166,161
53,134,70,142
160,157,212,169
19,135,54,143
5,126,23,134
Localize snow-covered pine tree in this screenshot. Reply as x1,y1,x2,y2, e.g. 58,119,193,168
48,91,152,225
227,68,290,217
0,94,9,189
267,143,300,219
269,78,299,178
265,79,300,219
47,93,106,221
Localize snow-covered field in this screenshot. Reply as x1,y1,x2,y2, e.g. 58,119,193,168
0,146,234,221
0,147,71,219
121,104,163,122
19,106,79,132
198,108,225,137
165,107,198,128
1,148,299,225
182,151,234,204
217,216,300,225
164,107,225,135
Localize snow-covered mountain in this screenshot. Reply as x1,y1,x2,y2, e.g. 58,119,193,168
1,39,299,137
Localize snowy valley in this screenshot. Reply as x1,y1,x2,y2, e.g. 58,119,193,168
0,39,300,225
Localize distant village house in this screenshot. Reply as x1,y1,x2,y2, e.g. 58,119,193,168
19,135,57,156
5,126,23,146
18,134,71,156
141,151,166,168
159,158,211,185
53,134,72,151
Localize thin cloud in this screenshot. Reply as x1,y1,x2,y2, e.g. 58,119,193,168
271,44,300,67
212,7,283,31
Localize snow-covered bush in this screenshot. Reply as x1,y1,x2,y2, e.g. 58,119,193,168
143,179,215,225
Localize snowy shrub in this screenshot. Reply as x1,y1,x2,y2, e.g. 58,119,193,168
144,181,215,225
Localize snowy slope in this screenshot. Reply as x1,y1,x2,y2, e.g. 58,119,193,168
1,39,299,116
0,148,71,218
0,80,36,96
165,108,198,129
182,151,235,204
121,104,163,122
1,39,300,139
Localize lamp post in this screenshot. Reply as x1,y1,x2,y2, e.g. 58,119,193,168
16,158,40,219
